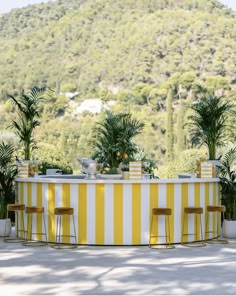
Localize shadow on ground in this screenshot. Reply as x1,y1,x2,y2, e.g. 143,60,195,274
0,238,236,295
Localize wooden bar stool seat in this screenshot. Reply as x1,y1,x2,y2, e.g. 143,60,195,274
54,207,74,215
22,206,47,247
50,207,77,249
149,207,175,249
184,207,203,214
205,205,228,244
4,204,25,243
181,206,206,247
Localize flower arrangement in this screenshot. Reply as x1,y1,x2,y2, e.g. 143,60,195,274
141,158,157,178
119,162,129,172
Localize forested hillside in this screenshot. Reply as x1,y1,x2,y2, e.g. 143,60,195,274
0,0,235,175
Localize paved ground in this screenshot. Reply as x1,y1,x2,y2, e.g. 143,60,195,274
1,237,236,295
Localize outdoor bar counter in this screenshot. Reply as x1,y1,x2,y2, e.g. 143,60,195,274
15,177,220,245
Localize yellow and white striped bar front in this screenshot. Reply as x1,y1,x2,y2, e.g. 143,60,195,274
15,177,220,245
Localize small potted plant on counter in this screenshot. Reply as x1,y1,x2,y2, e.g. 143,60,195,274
142,158,157,179
119,161,130,180
219,147,236,238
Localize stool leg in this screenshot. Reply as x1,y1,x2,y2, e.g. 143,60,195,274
165,216,167,248
29,213,32,242
200,214,204,242
216,211,222,240
167,215,170,246
195,213,198,241
205,211,209,240
15,211,18,237
168,215,173,247
59,215,62,243
21,211,25,239
72,214,77,244
43,213,48,243
56,215,60,244
181,213,185,244
149,215,154,247
55,215,58,243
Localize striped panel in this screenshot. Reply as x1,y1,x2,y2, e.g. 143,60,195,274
104,184,114,244
149,183,158,245
199,183,205,240
78,184,87,244
174,183,181,243
132,184,141,244
95,184,105,244
42,183,48,242
141,183,149,244
19,183,25,232
114,184,123,244
70,184,78,244
209,183,213,238
205,183,210,240
158,183,166,244
25,183,30,240
87,184,95,244
123,183,132,245
31,183,37,240
36,183,42,241
188,183,195,241
48,183,55,242
194,183,200,241
216,183,220,236
62,183,70,243
213,183,217,237
181,183,188,243
166,183,174,244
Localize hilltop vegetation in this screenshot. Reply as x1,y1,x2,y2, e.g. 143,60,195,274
0,0,235,175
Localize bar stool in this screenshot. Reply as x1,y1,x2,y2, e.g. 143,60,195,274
149,208,175,249
181,207,206,247
4,204,25,243
22,206,47,246
50,207,77,249
205,205,228,244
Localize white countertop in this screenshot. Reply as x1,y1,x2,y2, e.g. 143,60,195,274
15,175,219,184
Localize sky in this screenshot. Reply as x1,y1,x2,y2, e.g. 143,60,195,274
0,0,235,14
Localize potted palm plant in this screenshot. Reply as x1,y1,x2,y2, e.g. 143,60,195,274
219,147,236,238
0,142,18,236
8,86,48,177
188,95,235,161
92,111,144,174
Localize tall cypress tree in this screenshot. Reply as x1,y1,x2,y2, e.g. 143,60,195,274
176,99,186,154
165,88,174,162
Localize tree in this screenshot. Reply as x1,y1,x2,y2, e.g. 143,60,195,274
8,86,48,160
188,95,236,160
93,111,144,172
165,88,174,162
176,99,186,154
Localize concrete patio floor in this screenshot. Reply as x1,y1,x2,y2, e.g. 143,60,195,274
1,238,236,295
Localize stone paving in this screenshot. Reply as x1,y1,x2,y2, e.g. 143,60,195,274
1,238,236,295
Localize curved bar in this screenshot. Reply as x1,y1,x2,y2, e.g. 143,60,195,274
15,177,220,245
